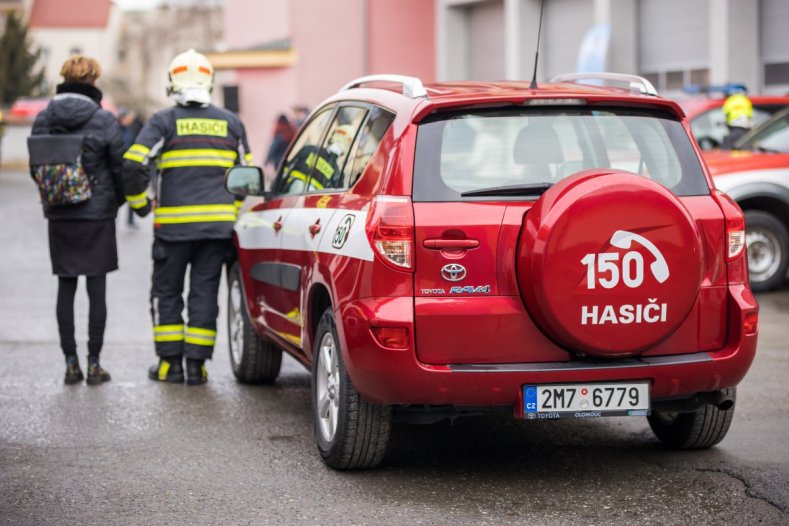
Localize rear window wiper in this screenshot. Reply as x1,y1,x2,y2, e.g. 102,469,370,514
460,182,554,197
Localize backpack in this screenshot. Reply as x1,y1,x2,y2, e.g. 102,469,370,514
27,134,93,206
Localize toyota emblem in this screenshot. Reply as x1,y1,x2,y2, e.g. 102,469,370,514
441,263,467,282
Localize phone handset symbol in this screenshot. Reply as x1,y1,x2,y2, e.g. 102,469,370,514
610,230,669,283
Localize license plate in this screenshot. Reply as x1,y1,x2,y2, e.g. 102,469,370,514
523,382,650,419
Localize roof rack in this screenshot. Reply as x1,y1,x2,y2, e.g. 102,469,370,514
339,74,428,99
549,72,658,96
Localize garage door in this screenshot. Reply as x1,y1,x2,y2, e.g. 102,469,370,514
638,0,709,75
468,0,505,81
761,0,789,87
544,0,593,80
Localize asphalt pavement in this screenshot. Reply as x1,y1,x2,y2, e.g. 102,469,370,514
0,168,787,525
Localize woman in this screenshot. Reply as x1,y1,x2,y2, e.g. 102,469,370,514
264,113,296,171
30,56,125,385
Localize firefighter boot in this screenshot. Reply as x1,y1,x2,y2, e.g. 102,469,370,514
64,355,84,385
148,357,184,383
86,355,111,385
186,358,207,385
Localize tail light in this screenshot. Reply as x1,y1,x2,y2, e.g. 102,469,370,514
371,326,409,349
365,196,415,271
714,191,746,261
713,190,749,284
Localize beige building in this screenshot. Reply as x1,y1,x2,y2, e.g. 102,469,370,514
27,0,121,94
113,1,223,115
437,0,789,96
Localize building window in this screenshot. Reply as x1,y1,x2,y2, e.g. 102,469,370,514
641,68,709,94
765,63,789,86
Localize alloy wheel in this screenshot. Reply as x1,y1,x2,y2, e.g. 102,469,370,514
316,331,340,442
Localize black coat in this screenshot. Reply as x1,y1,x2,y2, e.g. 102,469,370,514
31,82,126,221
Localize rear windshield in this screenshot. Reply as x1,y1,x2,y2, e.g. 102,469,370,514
413,107,709,201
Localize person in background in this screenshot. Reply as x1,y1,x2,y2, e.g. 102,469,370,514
122,49,252,385
264,113,296,173
29,56,125,385
292,105,309,130
720,91,754,150
118,109,143,227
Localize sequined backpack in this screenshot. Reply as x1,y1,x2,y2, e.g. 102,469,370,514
27,134,93,206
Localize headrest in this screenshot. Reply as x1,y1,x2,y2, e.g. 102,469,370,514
513,120,564,165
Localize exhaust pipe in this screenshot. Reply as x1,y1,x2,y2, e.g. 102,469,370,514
652,390,735,412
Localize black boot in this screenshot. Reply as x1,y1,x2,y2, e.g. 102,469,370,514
86,355,111,385
186,358,207,385
64,355,83,385
148,357,184,383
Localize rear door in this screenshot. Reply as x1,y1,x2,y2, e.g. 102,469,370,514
411,106,726,365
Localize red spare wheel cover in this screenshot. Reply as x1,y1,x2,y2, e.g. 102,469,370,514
517,169,703,358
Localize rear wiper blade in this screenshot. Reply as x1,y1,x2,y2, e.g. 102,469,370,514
460,182,553,197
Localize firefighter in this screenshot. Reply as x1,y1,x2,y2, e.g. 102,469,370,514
122,49,252,385
279,124,354,193
720,91,754,150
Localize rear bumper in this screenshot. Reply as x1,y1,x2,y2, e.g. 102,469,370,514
337,284,758,410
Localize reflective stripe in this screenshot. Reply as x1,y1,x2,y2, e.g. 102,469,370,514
154,324,184,342
161,149,238,160
244,152,253,164
234,200,243,210
125,191,148,209
158,361,171,381
185,326,217,346
129,144,151,156
124,144,151,163
123,151,145,163
158,158,236,169
154,204,237,224
286,170,324,190
157,149,238,169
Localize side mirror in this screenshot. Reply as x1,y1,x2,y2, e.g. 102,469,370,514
226,166,265,196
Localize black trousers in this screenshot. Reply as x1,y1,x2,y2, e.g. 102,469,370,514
56,275,107,357
150,238,231,360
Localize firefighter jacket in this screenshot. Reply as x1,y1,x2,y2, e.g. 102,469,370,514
279,144,339,194
122,103,251,241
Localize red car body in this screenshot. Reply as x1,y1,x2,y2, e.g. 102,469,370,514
228,75,758,468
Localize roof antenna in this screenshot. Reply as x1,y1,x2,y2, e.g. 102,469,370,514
529,0,546,90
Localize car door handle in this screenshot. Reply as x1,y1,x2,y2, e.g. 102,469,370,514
273,216,283,232
309,219,321,236
423,238,480,249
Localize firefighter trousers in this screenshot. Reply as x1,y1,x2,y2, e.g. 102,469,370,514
150,237,232,360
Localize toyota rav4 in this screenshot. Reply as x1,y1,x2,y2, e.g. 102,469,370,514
225,73,759,469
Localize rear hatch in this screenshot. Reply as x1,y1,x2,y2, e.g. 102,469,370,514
412,104,728,365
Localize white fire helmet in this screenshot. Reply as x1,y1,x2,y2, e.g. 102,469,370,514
327,124,355,157
167,49,214,105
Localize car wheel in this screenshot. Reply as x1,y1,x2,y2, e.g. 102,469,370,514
227,262,282,384
745,210,789,292
311,307,391,469
647,387,736,449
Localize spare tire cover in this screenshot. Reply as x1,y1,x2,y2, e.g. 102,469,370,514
517,170,703,358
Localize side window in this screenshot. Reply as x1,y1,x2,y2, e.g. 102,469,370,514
344,107,396,188
306,106,367,193
276,107,334,195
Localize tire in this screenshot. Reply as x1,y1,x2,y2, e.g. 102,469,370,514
745,210,789,292
648,387,736,449
311,307,391,469
227,262,282,384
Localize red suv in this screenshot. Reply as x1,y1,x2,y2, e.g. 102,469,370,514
225,73,759,469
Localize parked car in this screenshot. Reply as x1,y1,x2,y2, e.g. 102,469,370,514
226,73,758,469
681,95,789,150
704,106,789,291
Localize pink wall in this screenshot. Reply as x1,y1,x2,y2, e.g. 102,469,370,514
218,0,436,170
291,0,365,107
368,0,435,81
223,0,289,49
